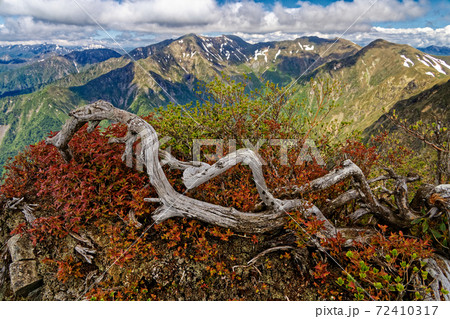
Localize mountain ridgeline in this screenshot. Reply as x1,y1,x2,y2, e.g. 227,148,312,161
300,39,450,133
0,34,449,174
0,48,122,98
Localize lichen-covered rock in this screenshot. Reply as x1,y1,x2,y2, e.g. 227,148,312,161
9,260,42,296
7,234,35,262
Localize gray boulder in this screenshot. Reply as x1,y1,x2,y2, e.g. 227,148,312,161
9,260,43,296
7,234,42,296
7,234,35,262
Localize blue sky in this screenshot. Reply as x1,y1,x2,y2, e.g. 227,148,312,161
248,0,449,28
0,0,449,48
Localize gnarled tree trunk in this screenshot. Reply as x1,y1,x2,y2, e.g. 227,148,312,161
47,100,450,300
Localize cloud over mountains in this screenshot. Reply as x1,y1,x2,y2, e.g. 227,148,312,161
0,0,448,48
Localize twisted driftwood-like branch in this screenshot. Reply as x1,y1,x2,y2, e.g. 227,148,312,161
5,197,37,224
426,255,450,301
47,101,320,234
46,101,450,235
46,101,450,300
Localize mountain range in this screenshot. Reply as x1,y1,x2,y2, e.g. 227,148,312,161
303,39,450,133
0,43,113,66
0,34,449,174
417,45,450,57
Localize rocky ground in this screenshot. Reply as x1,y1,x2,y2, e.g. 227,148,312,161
0,203,319,301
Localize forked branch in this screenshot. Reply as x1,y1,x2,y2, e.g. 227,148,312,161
46,100,450,300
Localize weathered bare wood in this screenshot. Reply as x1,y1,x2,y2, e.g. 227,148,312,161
298,160,419,227
161,148,282,209
75,245,96,264
185,148,283,209
247,246,295,266
281,199,338,237
349,208,370,221
5,197,24,210
430,185,450,211
367,175,391,184
44,101,429,234
144,198,162,203
410,183,435,210
323,189,359,215
46,101,288,233
128,210,142,228
5,197,37,224
426,255,450,301
276,170,392,197
87,120,100,134
393,179,417,220
69,232,93,247
45,100,450,301
159,150,203,170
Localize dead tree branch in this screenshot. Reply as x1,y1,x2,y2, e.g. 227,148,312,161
46,101,450,300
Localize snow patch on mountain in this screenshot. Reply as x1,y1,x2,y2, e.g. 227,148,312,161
236,48,247,61
273,49,281,62
416,55,430,67
424,54,449,75
254,48,269,62
201,42,211,54
73,61,79,73
298,42,314,51
400,55,414,67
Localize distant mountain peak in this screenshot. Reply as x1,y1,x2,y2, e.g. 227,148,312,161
417,45,450,56
63,48,121,66
365,38,395,49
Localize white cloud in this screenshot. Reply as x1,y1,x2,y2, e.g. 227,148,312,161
0,0,219,28
0,0,446,48
370,25,450,47
261,0,427,33
0,16,99,44
234,25,450,48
